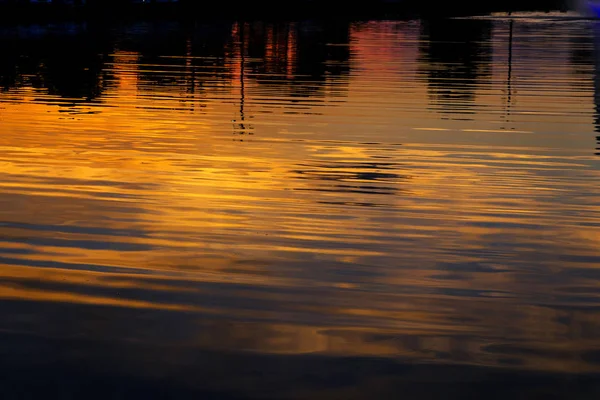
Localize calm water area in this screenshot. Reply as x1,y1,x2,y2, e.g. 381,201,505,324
1,9,600,399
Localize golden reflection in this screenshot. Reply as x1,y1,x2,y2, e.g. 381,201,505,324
0,17,599,377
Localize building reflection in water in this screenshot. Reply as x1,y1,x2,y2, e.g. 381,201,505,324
0,19,351,120
230,20,350,132
418,18,492,118
594,21,600,155
573,19,600,156
241,21,350,96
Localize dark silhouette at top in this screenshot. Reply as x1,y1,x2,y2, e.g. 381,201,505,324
588,22,600,155
0,22,113,101
566,22,600,156
418,19,492,118
0,20,350,118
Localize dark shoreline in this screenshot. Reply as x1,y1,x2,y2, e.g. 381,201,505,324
0,0,570,23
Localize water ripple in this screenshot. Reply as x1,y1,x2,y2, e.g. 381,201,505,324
0,15,600,381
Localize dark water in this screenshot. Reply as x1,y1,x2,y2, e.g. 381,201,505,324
1,11,600,399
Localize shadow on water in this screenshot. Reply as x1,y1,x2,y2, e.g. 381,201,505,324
291,161,406,199
417,18,493,118
1,300,600,399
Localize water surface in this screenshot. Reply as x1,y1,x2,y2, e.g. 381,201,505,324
1,12,600,398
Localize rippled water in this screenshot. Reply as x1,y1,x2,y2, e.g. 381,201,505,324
1,11,600,398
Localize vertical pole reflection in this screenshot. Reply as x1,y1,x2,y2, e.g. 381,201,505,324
506,18,513,118
500,11,514,130
594,21,600,155
239,22,246,133
185,37,196,113
233,22,252,136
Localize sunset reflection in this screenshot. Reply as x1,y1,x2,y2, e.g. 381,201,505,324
0,16,600,394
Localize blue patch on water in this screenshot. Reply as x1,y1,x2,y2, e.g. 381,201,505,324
584,0,600,17
590,3,600,16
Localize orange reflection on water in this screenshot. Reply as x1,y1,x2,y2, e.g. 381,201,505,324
0,16,599,377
